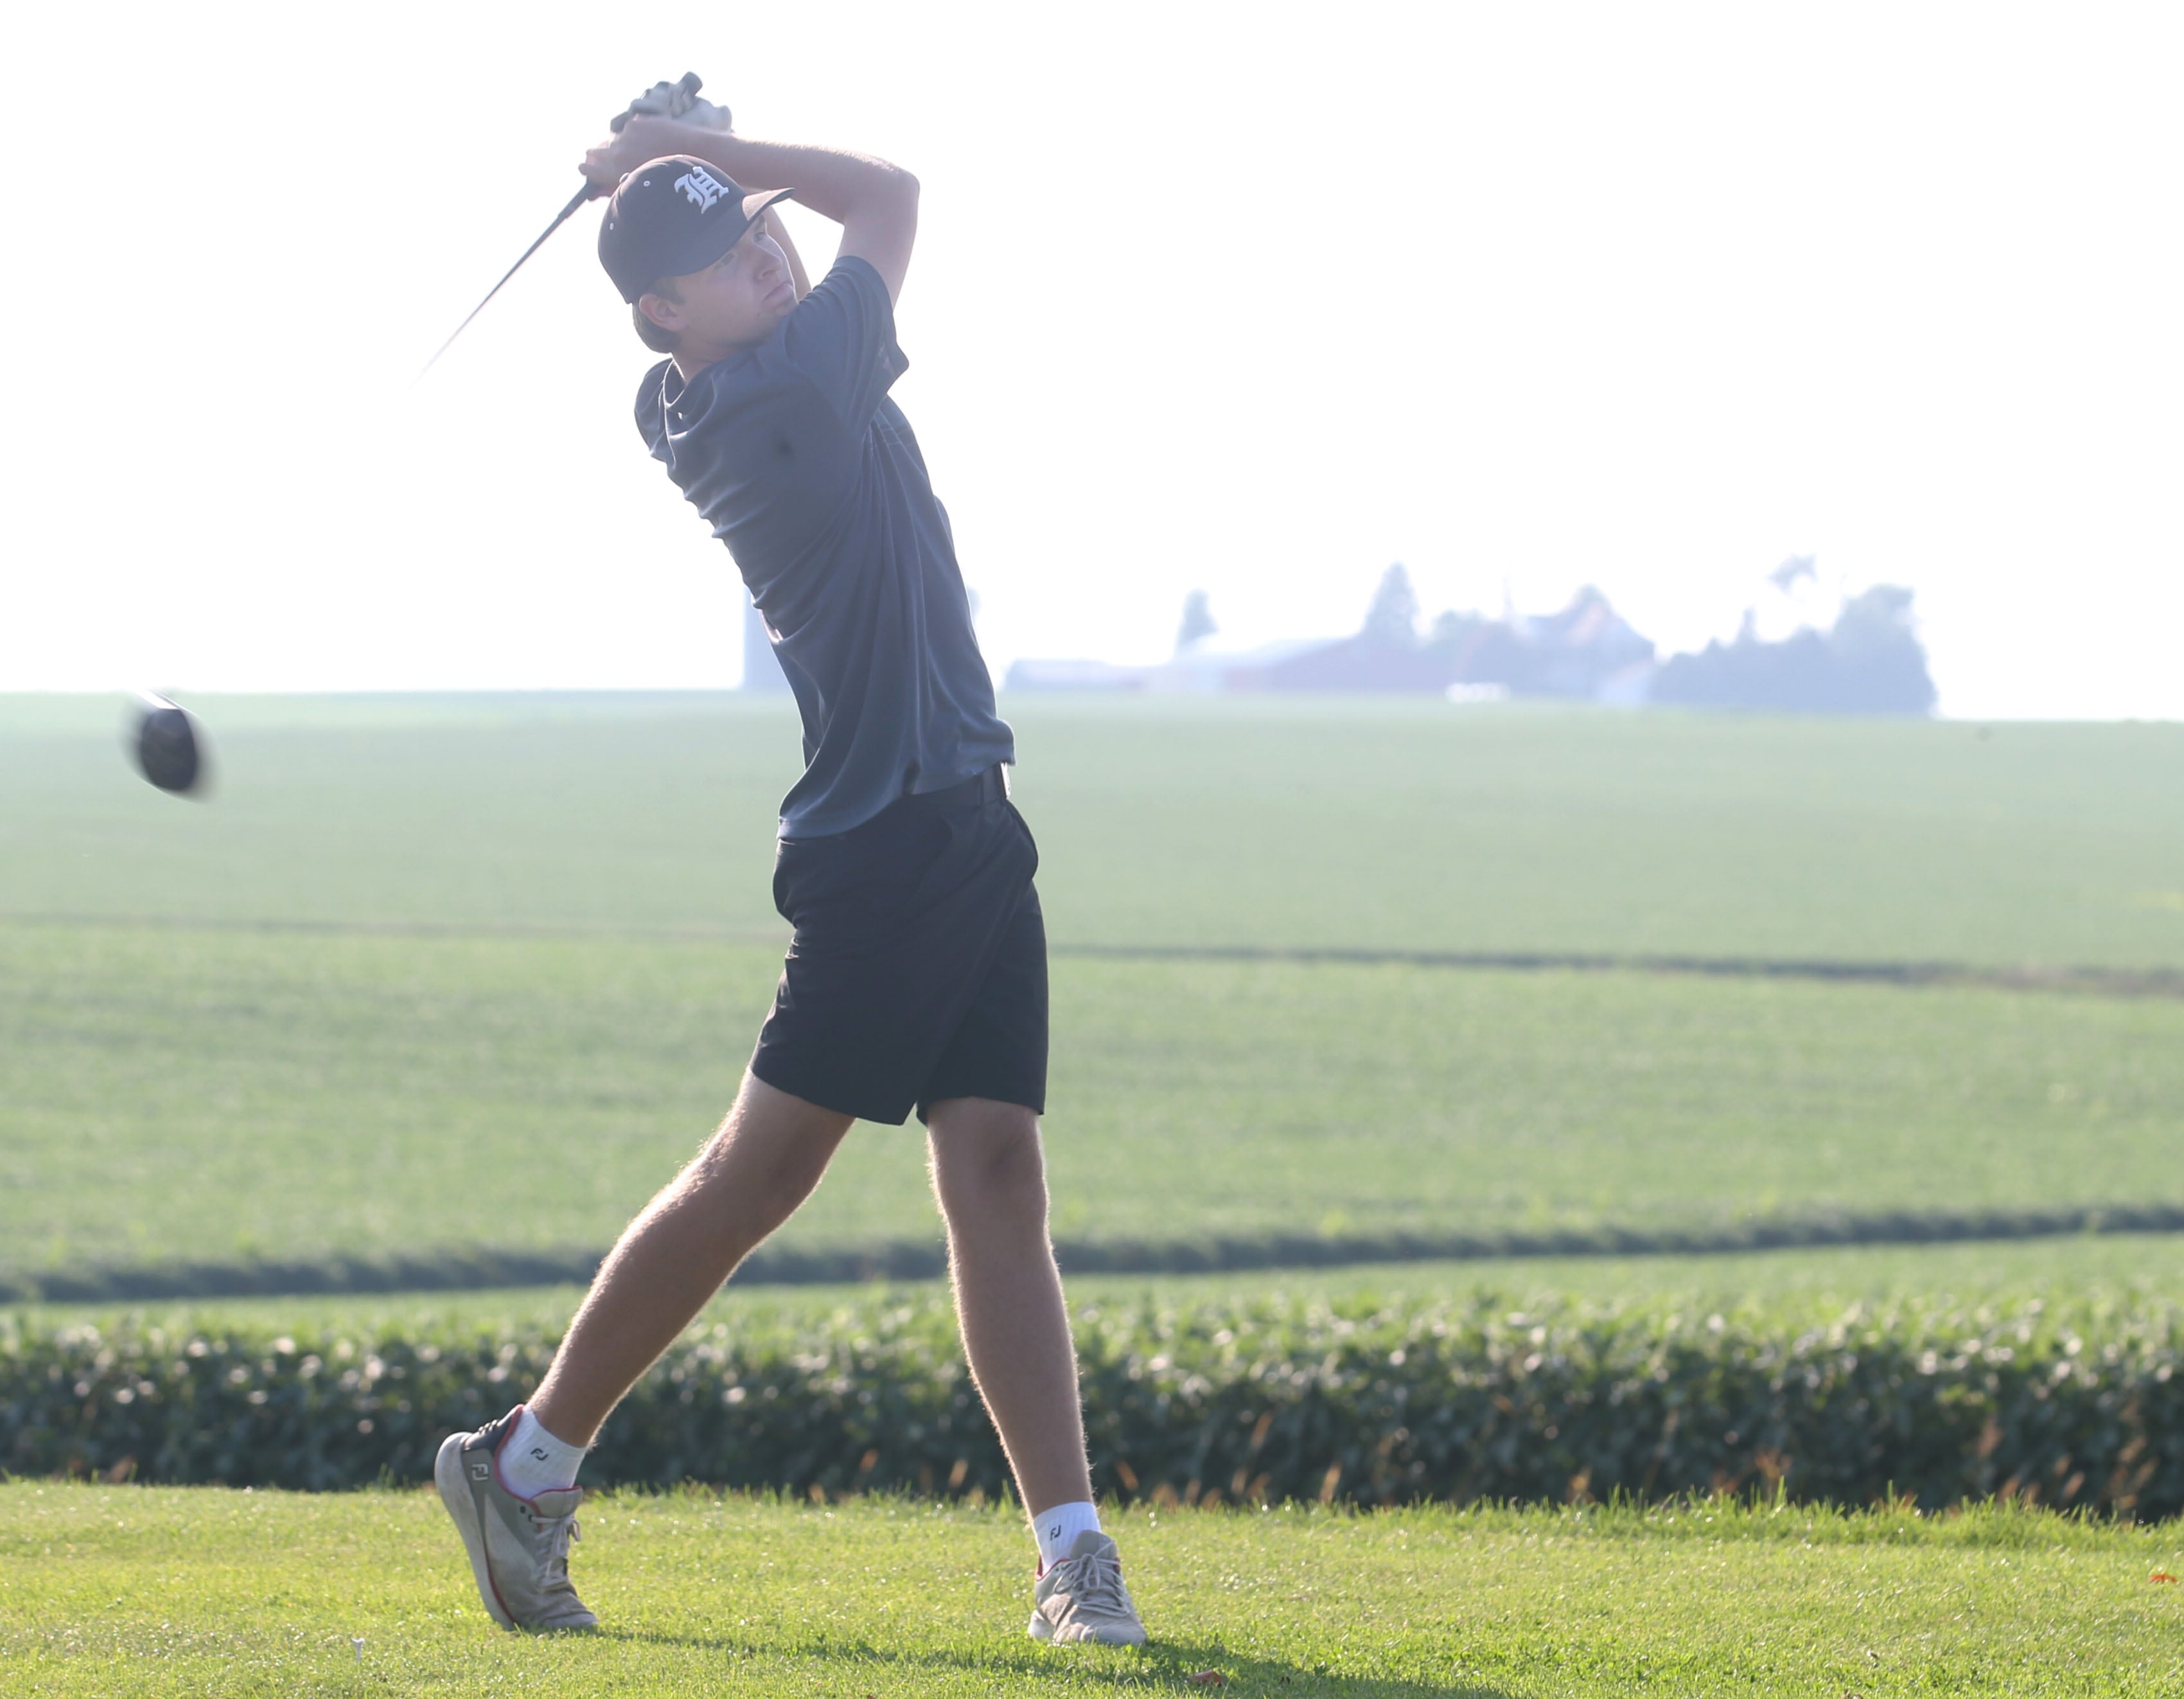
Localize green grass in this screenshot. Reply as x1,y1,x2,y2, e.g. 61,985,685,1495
10,695,2184,1684
8,918,2183,1287
3,1486,2180,1695
6,692,2183,965
6,691,2183,1293
26,1231,2184,1341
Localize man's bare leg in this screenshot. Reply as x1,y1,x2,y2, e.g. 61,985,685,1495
434,1071,849,1631
531,1071,853,1445
925,1096,1093,1517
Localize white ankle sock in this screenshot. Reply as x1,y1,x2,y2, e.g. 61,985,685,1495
497,1406,586,1499
1033,1501,1102,1569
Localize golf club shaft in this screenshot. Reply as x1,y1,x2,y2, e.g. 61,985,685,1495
418,182,596,378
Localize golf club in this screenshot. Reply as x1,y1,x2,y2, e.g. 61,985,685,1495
416,181,599,379
416,73,728,380
143,76,731,788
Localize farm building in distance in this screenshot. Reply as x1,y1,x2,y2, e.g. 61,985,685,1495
1005,567,1653,703
1003,563,1935,714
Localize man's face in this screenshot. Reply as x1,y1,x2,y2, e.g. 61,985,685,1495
640,220,795,362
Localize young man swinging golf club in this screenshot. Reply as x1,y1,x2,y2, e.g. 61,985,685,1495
432,110,1147,1648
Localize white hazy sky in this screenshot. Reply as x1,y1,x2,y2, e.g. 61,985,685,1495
2,2,2177,716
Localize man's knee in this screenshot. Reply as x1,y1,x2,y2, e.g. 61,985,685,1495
676,1078,850,1215
685,1131,825,1217
928,1099,1048,1219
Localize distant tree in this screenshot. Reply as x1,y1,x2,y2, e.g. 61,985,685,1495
1362,563,1420,646
1175,589,1217,653
1429,608,1483,647
1829,584,1917,656
1825,585,1936,712
1409,586,1655,700
1254,582,1657,698
1653,583,1935,714
1768,554,1818,594
1422,604,1505,687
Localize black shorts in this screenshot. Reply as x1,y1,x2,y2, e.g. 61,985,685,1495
750,767,1048,1125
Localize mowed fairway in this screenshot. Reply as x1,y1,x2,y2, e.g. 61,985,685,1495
5,1486,2183,1697
4,692,2183,965
9,695,2184,1693
3,693,2183,1294
8,921,2184,1287
43,1231,2184,1342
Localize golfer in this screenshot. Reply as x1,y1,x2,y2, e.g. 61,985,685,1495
432,114,1146,1649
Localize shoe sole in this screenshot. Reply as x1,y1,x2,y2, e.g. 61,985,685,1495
434,1432,517,1631
1027,1612,1147,1646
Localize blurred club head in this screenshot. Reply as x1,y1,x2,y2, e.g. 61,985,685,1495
130,692,209,796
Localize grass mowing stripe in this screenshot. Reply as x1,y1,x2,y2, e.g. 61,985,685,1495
22,913,2184,998
8,694,2184,970
24,1233,2184,1335
4,1486,2180,1696
17,1202,2184,1306
1057,941,2184,999
10,923,2184,1288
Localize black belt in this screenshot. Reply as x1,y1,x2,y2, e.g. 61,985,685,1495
904,764,1009,810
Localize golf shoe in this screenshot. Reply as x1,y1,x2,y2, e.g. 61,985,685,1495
434,1407,597,1632
1028,1529,1147,1645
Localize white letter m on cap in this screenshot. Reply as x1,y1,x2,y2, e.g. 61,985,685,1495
673,166,731,210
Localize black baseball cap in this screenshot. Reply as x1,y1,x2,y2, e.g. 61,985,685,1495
598,156,796,304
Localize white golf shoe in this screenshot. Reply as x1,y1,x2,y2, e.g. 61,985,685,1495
434,1408,597,1632
1028,1529,1148,1645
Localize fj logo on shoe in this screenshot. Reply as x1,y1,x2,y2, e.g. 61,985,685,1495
674,166,732,210
470,1461,491,1481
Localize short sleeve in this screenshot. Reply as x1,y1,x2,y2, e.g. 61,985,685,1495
779,256,908,432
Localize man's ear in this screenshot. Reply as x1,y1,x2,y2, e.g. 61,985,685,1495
637,290,683,334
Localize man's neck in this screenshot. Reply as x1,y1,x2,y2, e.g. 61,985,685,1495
674,330,773,383
671,350,718,383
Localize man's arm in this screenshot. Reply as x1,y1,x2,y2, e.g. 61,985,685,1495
585,119,917,303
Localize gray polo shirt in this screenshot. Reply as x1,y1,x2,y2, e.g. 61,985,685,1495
635,255,1014,838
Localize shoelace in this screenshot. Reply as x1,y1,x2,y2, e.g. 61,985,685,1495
542,1515,581,1585
1058,1554,1131,1619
